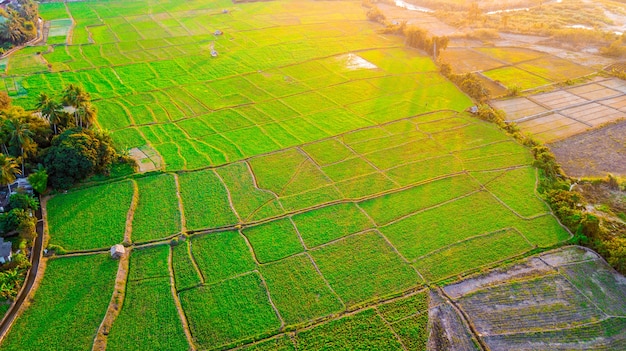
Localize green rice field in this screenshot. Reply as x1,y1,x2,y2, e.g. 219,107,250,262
0,0,582,349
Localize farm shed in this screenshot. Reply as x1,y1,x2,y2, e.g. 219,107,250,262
110,244,125,259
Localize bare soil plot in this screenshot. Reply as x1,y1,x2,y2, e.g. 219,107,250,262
598,95,626,112
128,145,162,173
529,90,588,110
438,48,504,73
491,97,547,121
475,47,546,64
566,83,622,101
560,103,626,127
598,77,626,94
548,120,626,177
445,246,626,350
475,73,508,98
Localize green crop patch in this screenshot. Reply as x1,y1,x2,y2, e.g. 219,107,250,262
216,162,283,221
191,231,256,284
180,272,282,350
128,244,170,281
301,138,355,166
296,308,403,350
385,155,464,186
243,218,304,263
359,174,480,225
260,254,343,325
482,66,551,90
172,241,203,291
108,276,188,350
132,175,181,242
310,231,419,306
334,172,397,199
47,180,133,251
390,312,429,350
0,254,117,351
381,191,520,260
479,167,549,218
292,202,374,248
414,229,533,281
378,290,429,323
321,157,378,182
240,335,296,351
178,169,238,230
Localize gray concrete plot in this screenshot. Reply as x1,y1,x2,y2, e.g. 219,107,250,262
566,83,622,100
529,90,588,110
491,97,548,121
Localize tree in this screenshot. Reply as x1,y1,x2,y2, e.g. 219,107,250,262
0,91,11,111
27,165,47,194
75,102,96,128
0,154,20,194
43,128,116,189
62,85,92,127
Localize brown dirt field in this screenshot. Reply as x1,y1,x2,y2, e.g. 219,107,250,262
599,95,626,111
517,56,596,82
475,74,508,98
560,103,626,126
566,83,622,101
548,120,626,177
529,90,588,110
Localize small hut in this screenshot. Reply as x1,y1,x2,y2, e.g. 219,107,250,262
211,49,218,57
0,238,12,264
110,244,125,259
214,30,223,36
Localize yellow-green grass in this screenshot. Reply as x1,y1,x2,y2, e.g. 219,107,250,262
292,202,374,248
178,169,238,230
47,180,133,251
191,231,256,285
482,66,552,91
0,254,117,351
260,254,343,325
180,272,282,350
296,308,403,350
310,231,420,307
39,2,70,20
108,245,189,350
390,312,429,350
131,174,181,242
242,218,304,263
172,241,202,291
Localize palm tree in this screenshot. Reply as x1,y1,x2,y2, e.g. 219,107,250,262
62,85,91,127
0,153,21,195
36,93,63,134
3,111,33,174
75,102,96,128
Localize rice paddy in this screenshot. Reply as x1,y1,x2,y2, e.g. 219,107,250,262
3,0,611,349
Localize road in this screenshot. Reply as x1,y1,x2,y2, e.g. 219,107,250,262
0,203,45,342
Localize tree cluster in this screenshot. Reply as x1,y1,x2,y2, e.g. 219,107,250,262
440,64,490,102
0,84,122,194
0,0,38,50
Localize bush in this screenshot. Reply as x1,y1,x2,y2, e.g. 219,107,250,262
27,166,48,194
7,193,39,212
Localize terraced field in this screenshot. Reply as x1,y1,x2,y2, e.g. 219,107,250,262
0,0,605,350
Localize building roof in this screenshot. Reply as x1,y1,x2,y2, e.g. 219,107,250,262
0,238,12,259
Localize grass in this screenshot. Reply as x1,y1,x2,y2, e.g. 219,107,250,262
296,308,403,350
178,169,238,230
0,254,118,351
310,231,419,307
479,167,550,217
108,246,188,350
242,218,304,263
259,254,343,325
191,231,256,285
240,335,295,351
180,272,282,350
47,180,134,251
291,202,375,248
131,174,181,242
